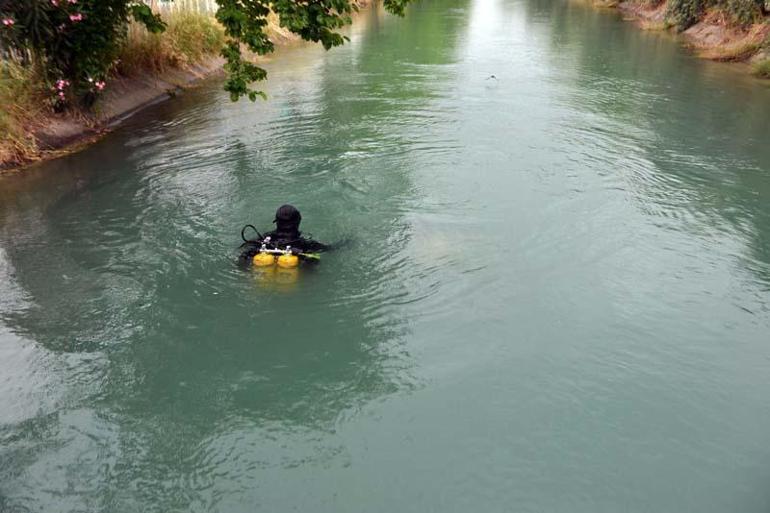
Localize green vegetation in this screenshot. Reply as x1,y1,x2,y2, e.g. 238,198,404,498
753,58,770,76
665,0,705,30
720,0,766,25
216,0,411,101
665,0,766,29
0,7,226,167
0,0,413,108
0,0,166,111
0,0,414,167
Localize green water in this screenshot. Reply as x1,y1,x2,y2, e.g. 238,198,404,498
2,0,770,511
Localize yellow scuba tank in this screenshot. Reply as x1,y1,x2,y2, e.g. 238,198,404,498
252,252,275,267
277,252,299,268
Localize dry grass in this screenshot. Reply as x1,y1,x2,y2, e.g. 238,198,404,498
593,0,621,8
117,10,225,76
0,61,45,166
688,13,770,61
699,41,760,60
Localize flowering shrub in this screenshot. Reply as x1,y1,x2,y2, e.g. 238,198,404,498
0,0,412,108
0,0,164,109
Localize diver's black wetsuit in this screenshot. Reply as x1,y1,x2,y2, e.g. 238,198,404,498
238,204,329,267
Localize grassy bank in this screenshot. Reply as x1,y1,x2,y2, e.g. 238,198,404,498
0,62,46,165
607,0,770,73
0,9,225,170
118,11,226,76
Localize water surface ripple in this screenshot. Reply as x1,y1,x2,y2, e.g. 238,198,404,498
2,0,770,511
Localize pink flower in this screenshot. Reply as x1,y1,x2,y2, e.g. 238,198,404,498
67,0,77,3
1,18,14,26
69,13,83,22
95,80,106,91
51,0,60,5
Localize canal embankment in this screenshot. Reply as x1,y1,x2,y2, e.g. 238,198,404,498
602,0,769,71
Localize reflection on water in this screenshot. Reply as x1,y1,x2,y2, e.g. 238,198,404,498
535,0,770,289
2,0,770,511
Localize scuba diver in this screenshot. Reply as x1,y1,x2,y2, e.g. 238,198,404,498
238,204,328,268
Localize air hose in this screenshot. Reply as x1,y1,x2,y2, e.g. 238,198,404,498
241,224,263,243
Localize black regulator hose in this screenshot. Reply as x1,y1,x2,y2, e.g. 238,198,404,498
241,224,263,243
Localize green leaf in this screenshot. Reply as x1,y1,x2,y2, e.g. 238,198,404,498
130,3,167,33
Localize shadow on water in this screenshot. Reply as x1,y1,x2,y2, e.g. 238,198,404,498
0,3,470,511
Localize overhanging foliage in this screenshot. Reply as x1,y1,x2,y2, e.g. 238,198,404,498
0,0,412,108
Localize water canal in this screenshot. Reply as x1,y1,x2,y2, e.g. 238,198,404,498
2,0,770,511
